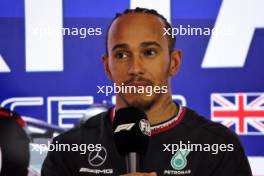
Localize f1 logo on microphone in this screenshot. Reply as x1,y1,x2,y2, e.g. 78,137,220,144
114,123,135,133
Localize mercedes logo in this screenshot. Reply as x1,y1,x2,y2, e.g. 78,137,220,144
88,146,107,167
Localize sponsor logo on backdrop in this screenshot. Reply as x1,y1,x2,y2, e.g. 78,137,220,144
0,96,94,129
211,92,264,135
202,0,264,68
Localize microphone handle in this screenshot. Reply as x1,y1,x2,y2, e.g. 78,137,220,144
125,152,140,173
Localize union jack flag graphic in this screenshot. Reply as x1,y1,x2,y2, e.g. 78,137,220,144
211,93,264,135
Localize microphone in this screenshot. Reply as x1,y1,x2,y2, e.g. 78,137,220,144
113,107,151,173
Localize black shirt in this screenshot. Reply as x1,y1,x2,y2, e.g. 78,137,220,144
41,105,252,176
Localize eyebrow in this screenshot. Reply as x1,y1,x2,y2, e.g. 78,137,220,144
111,41,162,52
112,43,129,52
140,41,162,49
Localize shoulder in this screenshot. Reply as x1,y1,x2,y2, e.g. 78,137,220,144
183,107,242,146
53,110,110,144
183,108,250,166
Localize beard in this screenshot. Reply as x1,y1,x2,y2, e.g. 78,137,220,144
119,91,163,111
117,75,169,111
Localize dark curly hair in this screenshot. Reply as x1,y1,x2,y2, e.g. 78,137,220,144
105,7,175,56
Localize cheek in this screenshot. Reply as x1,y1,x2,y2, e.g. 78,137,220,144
109,61,128,82
146,58,170,80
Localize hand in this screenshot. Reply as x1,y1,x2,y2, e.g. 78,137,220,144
120,172,157,176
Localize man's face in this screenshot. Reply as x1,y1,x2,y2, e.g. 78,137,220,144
104,13,180,110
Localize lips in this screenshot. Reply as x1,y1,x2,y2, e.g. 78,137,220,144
126,81,151,87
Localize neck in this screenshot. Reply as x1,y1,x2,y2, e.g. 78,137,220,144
115,93,178,125
145,93,178,125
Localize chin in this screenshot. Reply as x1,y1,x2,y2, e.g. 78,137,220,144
122,93,159,111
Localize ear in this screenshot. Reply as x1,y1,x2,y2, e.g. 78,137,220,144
102,55,113,80
169,49,182,76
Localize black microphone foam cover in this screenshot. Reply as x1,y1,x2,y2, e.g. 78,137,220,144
113,107,151,156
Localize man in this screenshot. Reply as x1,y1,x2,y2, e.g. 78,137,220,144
41,8,252,176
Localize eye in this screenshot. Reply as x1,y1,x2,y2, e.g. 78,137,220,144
143,48,157,57
114,51,128,60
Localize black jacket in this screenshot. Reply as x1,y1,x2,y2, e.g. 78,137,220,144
41,105,252,176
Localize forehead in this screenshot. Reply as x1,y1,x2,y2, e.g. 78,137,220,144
108,13,167,49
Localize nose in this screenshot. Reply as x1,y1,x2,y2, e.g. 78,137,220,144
127,57,144,76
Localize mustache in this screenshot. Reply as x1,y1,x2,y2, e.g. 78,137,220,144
124,76,154,86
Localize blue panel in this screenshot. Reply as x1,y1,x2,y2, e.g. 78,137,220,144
171,0,222,19
0,0,24,17
63,0,129,17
